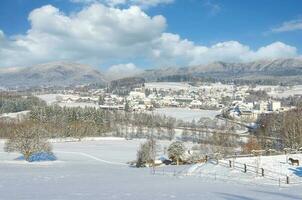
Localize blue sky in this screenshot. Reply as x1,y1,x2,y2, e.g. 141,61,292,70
149,0,302,49
0,0,301,73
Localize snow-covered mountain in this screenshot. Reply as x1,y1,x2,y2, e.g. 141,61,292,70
138,58,302,84
0,62,107,88
1,58,302,88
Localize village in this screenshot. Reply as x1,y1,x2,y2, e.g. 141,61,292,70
34,82,301,125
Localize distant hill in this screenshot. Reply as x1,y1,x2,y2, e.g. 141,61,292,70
0,62,107,88
1,58,302,89
137,58,302,85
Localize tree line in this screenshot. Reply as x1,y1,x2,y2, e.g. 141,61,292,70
0,93,46,114
0,105,180,140
255,107,302,150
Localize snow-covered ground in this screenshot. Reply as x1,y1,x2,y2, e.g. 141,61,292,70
145,82,195,91
57,102,99,108
37,94,59,105
268,85,302,98
183,154,302,186
37,94,99,108
151,108,220,122
0,110,30,119
0,138,302,200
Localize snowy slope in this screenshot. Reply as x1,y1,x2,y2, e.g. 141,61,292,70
0,139,302,199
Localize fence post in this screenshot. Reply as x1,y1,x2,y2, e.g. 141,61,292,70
244,164,247,173
229,160,232,168
261,168,264,177
286,176,289,184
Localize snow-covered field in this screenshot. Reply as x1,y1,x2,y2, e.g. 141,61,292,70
0,110,30,119
145,82,195,90
57,102,99,108
152,108,220,122
0,138,302,200
37,94,59,105
37,94,99,108
268,85,302,98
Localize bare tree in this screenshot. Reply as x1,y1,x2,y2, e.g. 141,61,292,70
4,122,52,161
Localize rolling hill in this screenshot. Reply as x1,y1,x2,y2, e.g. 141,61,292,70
0,61,107,88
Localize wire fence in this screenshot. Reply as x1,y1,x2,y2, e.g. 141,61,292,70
151,158,302,187
217,159,302,185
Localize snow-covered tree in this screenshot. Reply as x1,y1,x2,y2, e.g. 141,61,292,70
136,138,158,168
168,141,186,165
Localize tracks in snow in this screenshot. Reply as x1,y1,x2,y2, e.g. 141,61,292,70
54,151,128,166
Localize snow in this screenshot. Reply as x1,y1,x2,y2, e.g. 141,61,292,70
0,139,302,199
49,136,125,143
145,82,194,90
57,102,99,108
235,154,302,182
36,94,59,105
268,85,302,98
152,108,220,122
37,94,100,108
0,110,30,119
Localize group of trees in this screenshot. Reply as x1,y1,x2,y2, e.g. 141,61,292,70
255,107,302,150
2,103,240,162
136,139,186,167
0,93,46,114
245,90,269,102
0,104,180,140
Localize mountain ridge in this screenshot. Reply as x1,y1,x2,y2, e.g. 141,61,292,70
0,61,107,88
137,58,302,84
1,58,302,88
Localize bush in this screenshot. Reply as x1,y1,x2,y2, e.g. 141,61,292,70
16,152,57,162
242,137,261,154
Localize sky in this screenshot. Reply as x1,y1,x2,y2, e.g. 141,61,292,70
0,0,301,75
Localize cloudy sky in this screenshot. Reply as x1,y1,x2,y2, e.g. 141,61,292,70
0,0,301,75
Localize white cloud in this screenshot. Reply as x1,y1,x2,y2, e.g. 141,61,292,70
70,0,174,8
203,0,221,16
0,4,166,67
0,3,299,69
151,33,298,66
106,63,142,79
272,18,302,33
251,42,297,60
